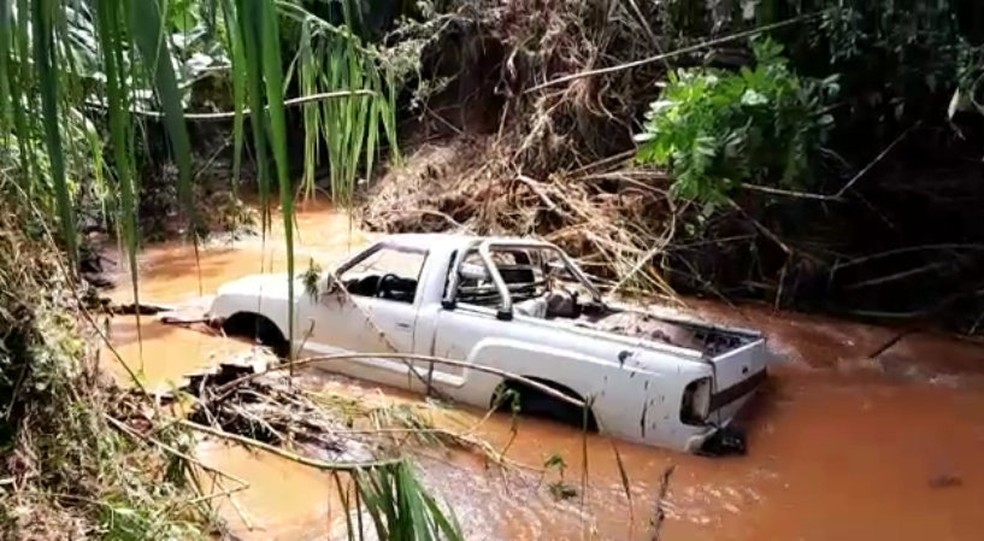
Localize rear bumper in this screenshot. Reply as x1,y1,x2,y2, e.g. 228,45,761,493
683,369,767,454
711,368,767,411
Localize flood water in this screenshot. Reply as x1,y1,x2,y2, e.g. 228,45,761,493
102,201,984,540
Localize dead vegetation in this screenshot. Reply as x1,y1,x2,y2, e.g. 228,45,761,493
362,0,984,332
172,346,590,475
363,0,721,300
176,350,502,467
363,135,679,298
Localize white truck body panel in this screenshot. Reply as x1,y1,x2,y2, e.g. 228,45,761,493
207,234,768,453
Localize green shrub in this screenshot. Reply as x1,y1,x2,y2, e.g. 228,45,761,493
634,38,838,209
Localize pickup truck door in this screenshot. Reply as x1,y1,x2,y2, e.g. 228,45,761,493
295,245,427,364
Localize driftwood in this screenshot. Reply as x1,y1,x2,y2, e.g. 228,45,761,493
97,299,178,316
182,358,383,467
649,465,675,541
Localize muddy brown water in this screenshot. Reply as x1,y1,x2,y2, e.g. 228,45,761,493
101,201,984,540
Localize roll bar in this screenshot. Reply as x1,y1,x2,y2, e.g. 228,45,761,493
442,239,602,320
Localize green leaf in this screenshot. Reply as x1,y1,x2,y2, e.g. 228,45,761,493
234,0,273,233
0,0,11,129
741,88,768,106
129,0,195,233
257,0,295,361
96,0,142,339
219,0,248,195
33,0,77,261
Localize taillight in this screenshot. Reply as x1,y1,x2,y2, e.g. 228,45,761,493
680,376,712,425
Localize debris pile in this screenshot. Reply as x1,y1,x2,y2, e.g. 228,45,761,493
362,136,677,298
174,349,516,468
185,360,379,464
362,0,689,295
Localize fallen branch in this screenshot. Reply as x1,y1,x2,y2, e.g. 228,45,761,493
210,352,589,411
609,200,681,295
867,328,918,359
516,174,561,213
649,464,676,541
739,182,843,201
843,261,951,291
179,419,402,472
100,300,178,316
526,15,819,93
832,243,984,271
835,121,922,197
728,199,793,256
105,414,249,488
85,90,375,121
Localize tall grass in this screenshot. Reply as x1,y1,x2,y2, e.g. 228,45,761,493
280,0,401,204
0,0,458,538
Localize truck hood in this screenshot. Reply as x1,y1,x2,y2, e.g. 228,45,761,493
216,272,296,300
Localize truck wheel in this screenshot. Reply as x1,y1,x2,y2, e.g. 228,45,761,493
523,393,594,430
697,425,747,457
493,380,598,432
221,312,291,359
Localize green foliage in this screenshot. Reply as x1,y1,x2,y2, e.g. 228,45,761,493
662,1,983,133
635,38,836,208
302,257,323,298
952,40,984,117
0,1,461,539
353,462,464,541
280,0,407,204
801,1,978,126
0,193,214,539
543,453,567,476
542,453,577,501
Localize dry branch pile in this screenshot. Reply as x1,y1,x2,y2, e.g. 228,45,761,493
176,349,521,470
362,137,679,297
364,1,704,297
185,356,387,464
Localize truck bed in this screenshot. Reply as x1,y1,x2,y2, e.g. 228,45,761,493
477,285,760,359
580,308,758,357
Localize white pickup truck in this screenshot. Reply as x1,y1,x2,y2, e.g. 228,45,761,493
205,234,768,455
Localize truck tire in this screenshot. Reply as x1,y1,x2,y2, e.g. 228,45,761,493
221,312,291,359
494,379,598,432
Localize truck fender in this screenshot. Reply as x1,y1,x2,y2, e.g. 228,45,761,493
463,338,605,424
216,310,291,358
492,376,599,431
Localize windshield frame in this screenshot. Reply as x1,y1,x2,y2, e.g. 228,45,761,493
443,239,602,319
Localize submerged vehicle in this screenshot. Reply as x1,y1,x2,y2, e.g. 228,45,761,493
206,234,769,454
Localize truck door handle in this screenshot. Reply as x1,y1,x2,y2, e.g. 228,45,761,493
395,322,412,330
